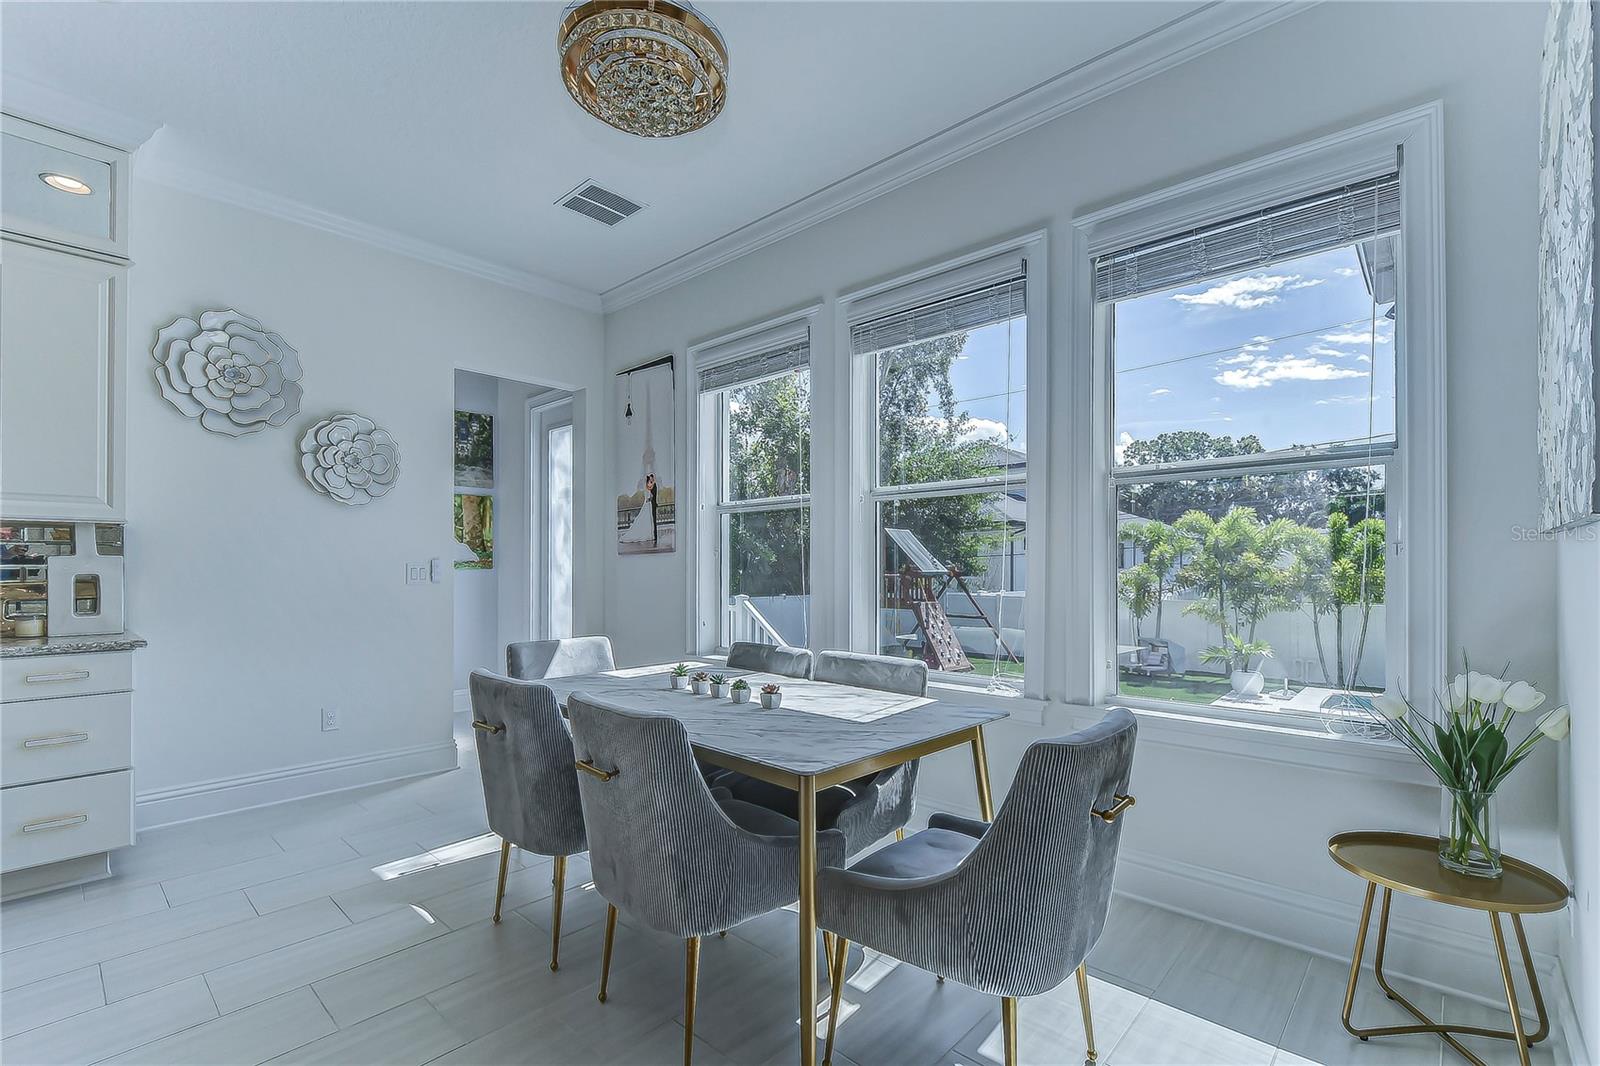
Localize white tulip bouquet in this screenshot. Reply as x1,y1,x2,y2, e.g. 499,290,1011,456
1363,658,1569,877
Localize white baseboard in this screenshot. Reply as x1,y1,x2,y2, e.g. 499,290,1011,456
1553,956,1594,1066
453,688,470,714
135,740,459,829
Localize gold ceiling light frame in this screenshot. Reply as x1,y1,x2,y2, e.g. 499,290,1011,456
558,0,728,138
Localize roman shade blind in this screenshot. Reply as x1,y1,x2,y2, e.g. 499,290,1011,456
1094,173,1401,302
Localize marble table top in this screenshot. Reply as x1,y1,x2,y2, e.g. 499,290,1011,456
538,661,1008,778
0,631,148,658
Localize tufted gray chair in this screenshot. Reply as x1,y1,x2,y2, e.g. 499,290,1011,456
469,670,589,972
725,640,814,679
726,651,927,856
567,692,846,1066
816,707,1138,1066
505,635,616,681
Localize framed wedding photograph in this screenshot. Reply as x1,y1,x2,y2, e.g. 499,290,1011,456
615,355,676,555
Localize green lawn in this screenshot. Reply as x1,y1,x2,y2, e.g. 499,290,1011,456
1116,670,1249,705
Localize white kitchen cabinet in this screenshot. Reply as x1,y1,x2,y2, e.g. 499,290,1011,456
2,114,127,259
0,238,127,521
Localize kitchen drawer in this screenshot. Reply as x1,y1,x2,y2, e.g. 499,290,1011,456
2,691,131,787
1,770,133,873
2,651,132,702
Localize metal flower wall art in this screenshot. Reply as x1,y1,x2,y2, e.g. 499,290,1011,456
299,413,401,506
152,309,304,436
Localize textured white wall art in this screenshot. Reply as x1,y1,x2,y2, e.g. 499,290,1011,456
299,413,400,505
1538,0,1597,530
152,309,304,437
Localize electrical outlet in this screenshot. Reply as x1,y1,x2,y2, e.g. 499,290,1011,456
406,562,428,585
321,707,340,732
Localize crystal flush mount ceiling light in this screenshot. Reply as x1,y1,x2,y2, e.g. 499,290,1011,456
557,0,728,138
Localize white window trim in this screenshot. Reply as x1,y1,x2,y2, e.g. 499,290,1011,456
1067,102,1447,727
685,302,823,655
837,229,1050,703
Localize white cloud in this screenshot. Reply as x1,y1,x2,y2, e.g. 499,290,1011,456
1149,387,1171,397
1115,431,1134,464
917,415,1008,444
1306,344,1351,358
1216,353,1257,365
1171,274,1323,311
1315,394,1374,406
1334,267,1359,277
1320,327,1391,347
1214,354,1369,390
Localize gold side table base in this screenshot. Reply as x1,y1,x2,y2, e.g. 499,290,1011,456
1341,884,1549,1066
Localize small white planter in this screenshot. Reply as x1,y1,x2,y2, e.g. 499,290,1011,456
1230,670,1265,698
669,675,687,690
759,691,783,710
709,683,728,699
730,687,751,704
691,680,711,696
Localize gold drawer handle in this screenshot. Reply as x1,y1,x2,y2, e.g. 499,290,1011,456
21,813,88,834
471,720,502,734
22,732,90,749
576,759,618,781
1092,794,1136,822
23,670,91,685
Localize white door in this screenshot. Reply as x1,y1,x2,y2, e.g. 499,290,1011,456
533,401,575,640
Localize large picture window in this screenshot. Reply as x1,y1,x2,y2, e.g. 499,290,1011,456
854,268,1029,691
1101,176,1399,720
698,338,811,650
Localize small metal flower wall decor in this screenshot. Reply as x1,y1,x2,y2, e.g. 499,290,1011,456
299,413,401,506
152,309,303,436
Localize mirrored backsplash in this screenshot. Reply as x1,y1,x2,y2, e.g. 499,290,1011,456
0,521,123,636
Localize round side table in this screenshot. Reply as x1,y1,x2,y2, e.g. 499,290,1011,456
1328,831,1568,1066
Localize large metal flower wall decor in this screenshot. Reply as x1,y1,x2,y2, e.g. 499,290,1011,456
299,413,401,506
152,309,303,436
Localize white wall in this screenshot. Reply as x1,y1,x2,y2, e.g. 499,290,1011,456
602,1,1564,1002
451,369,499,698
127,180,604,823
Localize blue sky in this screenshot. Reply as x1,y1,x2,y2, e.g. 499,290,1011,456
1113,242,1395,462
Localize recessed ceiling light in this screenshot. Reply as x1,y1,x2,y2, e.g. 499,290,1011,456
39,172,92,195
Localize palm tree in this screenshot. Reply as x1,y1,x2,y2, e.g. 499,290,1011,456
1118,519,1184,637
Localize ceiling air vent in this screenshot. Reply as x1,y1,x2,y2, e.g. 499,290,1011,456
557,181,644,226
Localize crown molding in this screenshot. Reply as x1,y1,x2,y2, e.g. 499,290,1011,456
1,74,163,151
137,154,604,311
599,0,1317,313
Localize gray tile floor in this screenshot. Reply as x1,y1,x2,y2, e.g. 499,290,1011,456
0,720,1571,1065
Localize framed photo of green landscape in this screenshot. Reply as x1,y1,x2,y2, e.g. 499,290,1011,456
454,493,493,570
454,410,494,489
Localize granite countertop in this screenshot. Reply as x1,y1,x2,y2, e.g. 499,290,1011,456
0,632,148,658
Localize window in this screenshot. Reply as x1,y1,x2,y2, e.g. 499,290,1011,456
854,262,1030,691
545,421,574,639
697,335,811,650
1101,175,1400,720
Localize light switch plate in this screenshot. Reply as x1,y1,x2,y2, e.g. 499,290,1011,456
406,562,428,585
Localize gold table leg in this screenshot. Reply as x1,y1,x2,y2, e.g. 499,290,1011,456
798,774,819,1066
970,726,995,821
1341,883,1547,1066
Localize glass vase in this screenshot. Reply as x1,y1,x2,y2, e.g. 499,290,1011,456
1438,788,1501,878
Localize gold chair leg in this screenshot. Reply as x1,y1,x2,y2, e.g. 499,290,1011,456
823,931,835,977
823,934,848,1066
598,903,618,1003
1076,964,1096,1062
684,936,701,1066
549,854,567,972
895,828,905,841
492,839,511,924
1001,995,1019,1066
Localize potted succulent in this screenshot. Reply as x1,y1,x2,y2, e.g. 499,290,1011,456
690,671,711,696
759,683,783,710
669,663,691,690
1200,634,1274,698
708,674,729,699
1364,656,1570,878
730,678,751,704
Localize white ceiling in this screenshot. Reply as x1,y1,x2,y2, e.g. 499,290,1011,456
2,1,1217,305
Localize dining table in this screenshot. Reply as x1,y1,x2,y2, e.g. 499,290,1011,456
536,659,1010,1066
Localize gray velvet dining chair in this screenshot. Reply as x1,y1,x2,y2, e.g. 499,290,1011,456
816,707,1139,1066
505,635,616,680
468,669,589,972
725,640,814,679
726,650,927,856
566,691,846,1066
